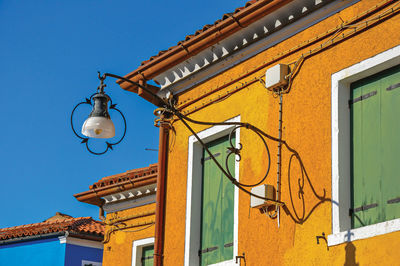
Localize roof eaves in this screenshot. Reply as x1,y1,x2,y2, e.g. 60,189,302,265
74,164,158,206
117,0,293,93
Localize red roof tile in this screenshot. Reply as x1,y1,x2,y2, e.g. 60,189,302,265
90,163,157,190
138,0,262,67
0,214,104,241
118,0,292,94
74,164,158,206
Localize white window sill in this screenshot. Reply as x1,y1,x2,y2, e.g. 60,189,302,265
209,259,238,266
327,218,400,246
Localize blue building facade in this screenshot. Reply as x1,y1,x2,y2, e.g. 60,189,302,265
65,243,103,266
0,213,104,266
0,237,65,266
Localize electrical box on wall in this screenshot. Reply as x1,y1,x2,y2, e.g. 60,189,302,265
265,64,289,91
250,184,276,209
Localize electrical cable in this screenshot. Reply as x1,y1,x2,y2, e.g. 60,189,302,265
122,222,155,233
177,0,400,114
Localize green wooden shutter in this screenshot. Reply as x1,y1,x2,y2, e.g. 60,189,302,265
380,65,400,221
141,245,154,266
200,136,235,266
350,64,400,228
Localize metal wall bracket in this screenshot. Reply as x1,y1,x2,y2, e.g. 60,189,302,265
235,252,246,264
316,232,329,250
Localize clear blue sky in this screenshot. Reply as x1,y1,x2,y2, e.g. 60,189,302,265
0,0,244,228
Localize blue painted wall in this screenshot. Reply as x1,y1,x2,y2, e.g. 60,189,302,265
0,237,65,266
64,243,102,266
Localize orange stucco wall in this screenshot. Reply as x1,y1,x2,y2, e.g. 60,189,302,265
102,203,155,266
162,1,400,265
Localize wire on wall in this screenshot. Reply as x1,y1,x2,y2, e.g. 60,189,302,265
176,0,400,116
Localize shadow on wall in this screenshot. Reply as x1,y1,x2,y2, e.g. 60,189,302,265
344,241,359,266
279,142,331,225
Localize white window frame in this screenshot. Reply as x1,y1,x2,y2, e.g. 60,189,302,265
131,237,155,266
329,45,400,246
184,116,240,266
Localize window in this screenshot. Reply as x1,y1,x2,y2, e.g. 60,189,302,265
200,136,235,265
350,65,400,229
131,237,154,266
329,45,400,246
184,116,240,266
141,245,154,266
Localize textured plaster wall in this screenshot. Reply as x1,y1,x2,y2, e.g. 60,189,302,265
102,203,156,266
0,238,65,266
64,243,102,266
162,0,400,265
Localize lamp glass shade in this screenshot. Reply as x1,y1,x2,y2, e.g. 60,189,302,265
81,116,115,138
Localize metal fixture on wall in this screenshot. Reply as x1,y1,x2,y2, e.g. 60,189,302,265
72,69,288,266
70,71,285,205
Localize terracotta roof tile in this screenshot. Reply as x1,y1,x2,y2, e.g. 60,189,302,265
74,164,158,206
90,163,157,190
138,0,261,67
0,215,104,241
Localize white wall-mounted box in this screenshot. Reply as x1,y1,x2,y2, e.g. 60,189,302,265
265,64,289,91
250,184,276,208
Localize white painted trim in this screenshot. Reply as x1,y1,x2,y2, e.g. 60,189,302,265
329,45,400,246
157,0,358,97
209,259,237,266
103,194,156,213
58,236,103,249
184,116,240,266
328,219,400,246
132,237,155,266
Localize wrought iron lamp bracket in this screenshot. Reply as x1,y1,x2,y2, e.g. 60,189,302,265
71,72,285,205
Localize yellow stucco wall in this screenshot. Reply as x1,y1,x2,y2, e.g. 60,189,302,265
102,202,156,266
162,1,400,265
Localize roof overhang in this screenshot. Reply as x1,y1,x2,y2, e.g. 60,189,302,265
74,175,157,206
117,0,361,102
117,0,294,92
74,164,158,207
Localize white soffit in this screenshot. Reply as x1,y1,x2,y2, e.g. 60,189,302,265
102,183,157,213
59,236,103,249
154,0,358,96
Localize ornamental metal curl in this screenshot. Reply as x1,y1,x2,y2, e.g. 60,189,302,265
171,110,284,205
70,95,127,155
225,125,271,188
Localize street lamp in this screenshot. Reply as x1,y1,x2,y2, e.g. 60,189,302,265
71,72,285,204
70,72,126,155
81,86,115,139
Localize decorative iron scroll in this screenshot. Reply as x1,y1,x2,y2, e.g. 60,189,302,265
170,110,284,204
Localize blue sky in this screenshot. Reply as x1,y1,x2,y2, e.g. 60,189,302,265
0,0,244,228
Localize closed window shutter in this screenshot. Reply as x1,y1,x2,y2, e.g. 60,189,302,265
380,65,400,221
141,245,154,266
222,136,235,261
350,64,400,228
200,136,235,265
